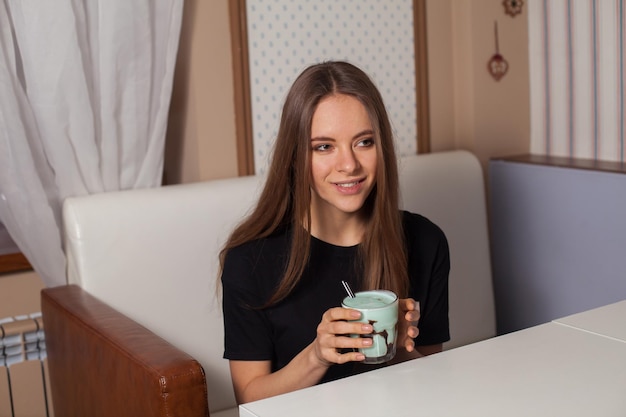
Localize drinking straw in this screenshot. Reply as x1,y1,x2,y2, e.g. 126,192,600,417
342,281,355,298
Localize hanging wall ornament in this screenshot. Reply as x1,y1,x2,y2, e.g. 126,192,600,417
503,0,524,17
488,21,508,81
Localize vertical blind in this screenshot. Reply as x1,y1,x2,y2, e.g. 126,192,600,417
529,0,626,162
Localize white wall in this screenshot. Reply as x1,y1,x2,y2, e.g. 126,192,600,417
246,0,418,173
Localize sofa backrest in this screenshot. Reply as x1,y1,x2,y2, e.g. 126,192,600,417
64,175,265,414
397,151,495,349
63,150,495,413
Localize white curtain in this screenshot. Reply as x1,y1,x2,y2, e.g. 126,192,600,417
0,0,183,287
529,0,626,162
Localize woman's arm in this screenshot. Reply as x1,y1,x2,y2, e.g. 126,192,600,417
397,298,420,352
391,343,442,364
230,298,437,403
389,296,441,365
229,307,374,404
229,343,327,404
388,298,442,363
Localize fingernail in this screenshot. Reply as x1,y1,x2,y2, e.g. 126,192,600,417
362,324,373,333
362,338,373,346
350,310,362,319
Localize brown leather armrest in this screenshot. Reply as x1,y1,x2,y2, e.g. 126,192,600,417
41,285,209,417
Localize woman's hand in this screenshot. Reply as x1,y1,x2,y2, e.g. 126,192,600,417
397,298,420,352
311,307,374,366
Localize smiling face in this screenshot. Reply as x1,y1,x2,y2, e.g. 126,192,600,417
309,94,378,223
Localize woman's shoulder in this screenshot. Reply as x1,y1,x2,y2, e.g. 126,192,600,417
226,226,291,260
223,226,293,275
401,210,450,265
222,227,291,290
401,210,447,242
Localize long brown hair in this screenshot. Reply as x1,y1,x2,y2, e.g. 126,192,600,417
219,61,408,305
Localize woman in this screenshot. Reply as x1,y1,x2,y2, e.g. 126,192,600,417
220,61,449,403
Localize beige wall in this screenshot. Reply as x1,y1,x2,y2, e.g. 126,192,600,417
427,0,456,153
165,0,531,183
164,0,239,184
0,271,44,318
429,0,530,172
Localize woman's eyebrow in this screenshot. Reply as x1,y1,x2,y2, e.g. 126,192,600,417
310,129,374,142
310,135,334,142
353,129,374,139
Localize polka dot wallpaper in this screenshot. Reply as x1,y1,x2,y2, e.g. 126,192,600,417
246,0,418,174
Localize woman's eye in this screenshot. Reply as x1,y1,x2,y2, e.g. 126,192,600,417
314,144,331,152
357,137,375,147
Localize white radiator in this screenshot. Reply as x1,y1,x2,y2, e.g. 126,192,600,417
0,313,53,417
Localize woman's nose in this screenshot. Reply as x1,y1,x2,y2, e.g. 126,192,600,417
336,148,359,173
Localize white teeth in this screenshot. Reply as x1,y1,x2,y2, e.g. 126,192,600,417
337,182,358,187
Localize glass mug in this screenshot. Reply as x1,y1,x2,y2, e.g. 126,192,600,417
342,290,399,364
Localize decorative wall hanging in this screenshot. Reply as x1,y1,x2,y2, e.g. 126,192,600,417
503,0,524,17
488,21,508,81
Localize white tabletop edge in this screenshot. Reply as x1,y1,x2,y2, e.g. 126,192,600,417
551,320,626,344
551,299,626,342
238,405,259,417
238,321,626,417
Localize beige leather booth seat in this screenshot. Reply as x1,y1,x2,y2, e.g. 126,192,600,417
42,150,495,417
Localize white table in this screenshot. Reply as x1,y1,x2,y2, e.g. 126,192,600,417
239,303,626,417
553,300,626,343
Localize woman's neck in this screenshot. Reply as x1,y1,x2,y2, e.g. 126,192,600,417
308,212,366,247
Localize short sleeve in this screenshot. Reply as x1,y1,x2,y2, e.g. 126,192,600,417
404,212,451,346
222,245,275,361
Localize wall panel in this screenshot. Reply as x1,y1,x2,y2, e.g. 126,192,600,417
246,0,419,173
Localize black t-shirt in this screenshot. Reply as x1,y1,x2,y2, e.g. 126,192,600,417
222,211,450,383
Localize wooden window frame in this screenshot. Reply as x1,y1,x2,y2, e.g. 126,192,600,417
0,223,31,274
0,253,31,274
229,0,431,176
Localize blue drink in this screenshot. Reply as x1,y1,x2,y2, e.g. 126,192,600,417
342,290,398,364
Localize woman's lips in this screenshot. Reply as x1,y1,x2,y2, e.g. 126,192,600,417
333,178,364,194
